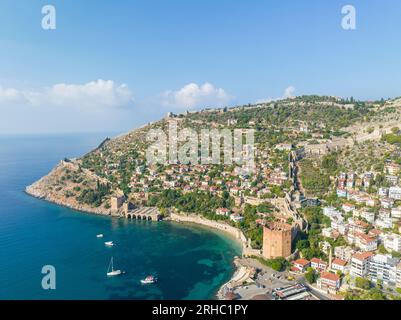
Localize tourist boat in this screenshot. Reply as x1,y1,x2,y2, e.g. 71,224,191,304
96,234,104,238
106,257,122,277
104,241,114,247
140,275,157,284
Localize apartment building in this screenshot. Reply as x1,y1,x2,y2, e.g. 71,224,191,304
369,254,399,286
335,246,355,262
389,187,401,200
331,259,348,274
347,232,378,252
317,272,341,293
350,252,374,278
384,234,401,253
310,258,328,272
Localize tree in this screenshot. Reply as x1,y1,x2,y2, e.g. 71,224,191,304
305,267,317,284
296,239,310,251
257,257,289,272
367,288,386,300
378,244,388,255
322,153,338,175
355,277,371,290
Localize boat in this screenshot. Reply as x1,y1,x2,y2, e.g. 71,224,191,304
106,257,122,277
140,275,157,284
96,234,104,238
104,241,114,247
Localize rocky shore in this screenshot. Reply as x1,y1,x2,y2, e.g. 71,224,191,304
25,159,116,216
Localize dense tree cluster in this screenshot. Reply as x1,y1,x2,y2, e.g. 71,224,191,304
77,181,111,207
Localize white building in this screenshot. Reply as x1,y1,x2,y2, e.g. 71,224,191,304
347,233,377,252
378,187,389,197
350,252,373,278
389,187,401,200
369,254,399,286
216,208,231,217
275,143,293,151
375,218,393,230
322,227,333,238
397,262,401,288
378,209,391,220
392,207,401,219
323,207,342,219
230,214,244,223
384,234,401,253
332,220,348,235
317,272,341,293
331,258,349,274
335,246,355,262
361,211,375,224
343,203,355,213
381,197,394,209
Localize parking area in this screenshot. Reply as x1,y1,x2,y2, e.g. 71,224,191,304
229,258,321,300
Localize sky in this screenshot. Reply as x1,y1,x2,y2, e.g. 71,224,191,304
0,0,401,134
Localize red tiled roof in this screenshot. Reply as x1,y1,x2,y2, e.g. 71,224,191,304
356,232,376,243
368,229,382,236
343,203,355,208
332,258,347,267
311,258,326,264
320,272,340,282
352,252,374,261
293,258,310,266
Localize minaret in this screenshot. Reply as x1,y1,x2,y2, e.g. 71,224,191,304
329,246,333,270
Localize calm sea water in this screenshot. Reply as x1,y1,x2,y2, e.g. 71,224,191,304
0,133,240,300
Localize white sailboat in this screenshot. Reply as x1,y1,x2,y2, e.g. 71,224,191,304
106,257,122,277
96,234,104,238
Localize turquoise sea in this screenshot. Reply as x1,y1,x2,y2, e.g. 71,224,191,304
0,133,241,300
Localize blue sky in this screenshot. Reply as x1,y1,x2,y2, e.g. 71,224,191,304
1,0,401,134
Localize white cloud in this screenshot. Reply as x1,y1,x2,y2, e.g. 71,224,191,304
0,85,23,103
256,86,296,104
0,80,134,110
162,82,232,110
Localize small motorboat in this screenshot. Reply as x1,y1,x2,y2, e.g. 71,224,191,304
96,234,104,238
104,241,114,247
141,275,157,284
106,257,123,277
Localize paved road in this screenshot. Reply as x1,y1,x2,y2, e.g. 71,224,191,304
297,276,331,300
